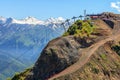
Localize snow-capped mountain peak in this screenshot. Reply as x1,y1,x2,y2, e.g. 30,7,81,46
57,17,64,21
0,17,65,25
11,17,44,25
24,16,40,22
6,17,15,23
46,17,65,24
0,16,6,21
0,16,7,24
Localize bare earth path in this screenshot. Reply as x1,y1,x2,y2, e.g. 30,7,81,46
49,22,120,80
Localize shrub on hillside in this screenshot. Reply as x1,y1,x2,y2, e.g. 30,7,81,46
63,20,96,38
112,45,120,56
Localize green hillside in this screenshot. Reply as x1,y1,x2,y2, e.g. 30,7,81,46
0,52,27,80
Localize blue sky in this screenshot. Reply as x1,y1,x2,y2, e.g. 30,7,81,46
0,0,120,20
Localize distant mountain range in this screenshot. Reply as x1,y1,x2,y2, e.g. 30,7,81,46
0,16,70,80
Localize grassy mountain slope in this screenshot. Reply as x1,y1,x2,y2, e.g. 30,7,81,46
0,52,27,80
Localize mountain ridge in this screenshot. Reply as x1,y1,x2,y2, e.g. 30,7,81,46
0,16,65,25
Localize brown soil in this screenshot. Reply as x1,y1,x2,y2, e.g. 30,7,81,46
48,22,120,80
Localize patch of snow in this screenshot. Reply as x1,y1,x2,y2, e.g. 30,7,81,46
12,16,44,25
0,16,6,24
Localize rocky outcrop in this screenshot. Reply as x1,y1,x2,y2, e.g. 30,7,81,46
26,36,94,80
100,12,120,20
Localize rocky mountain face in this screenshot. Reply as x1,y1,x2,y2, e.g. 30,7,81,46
28,36,87,80
11,12,120,80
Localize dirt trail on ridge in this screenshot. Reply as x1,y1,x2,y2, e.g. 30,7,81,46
49,22,120,80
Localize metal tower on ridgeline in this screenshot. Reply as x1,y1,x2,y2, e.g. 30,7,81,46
84,10,86,17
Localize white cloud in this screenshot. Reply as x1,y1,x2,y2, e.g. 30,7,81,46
111,2,120,12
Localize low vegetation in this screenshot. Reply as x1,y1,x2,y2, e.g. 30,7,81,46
8,68,32,80
63,20,96,38
100,53,107,60
112,44,120,56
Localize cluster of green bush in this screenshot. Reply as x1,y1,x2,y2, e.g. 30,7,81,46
112,45,120,56
63,20,96,38
7,68,32,80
